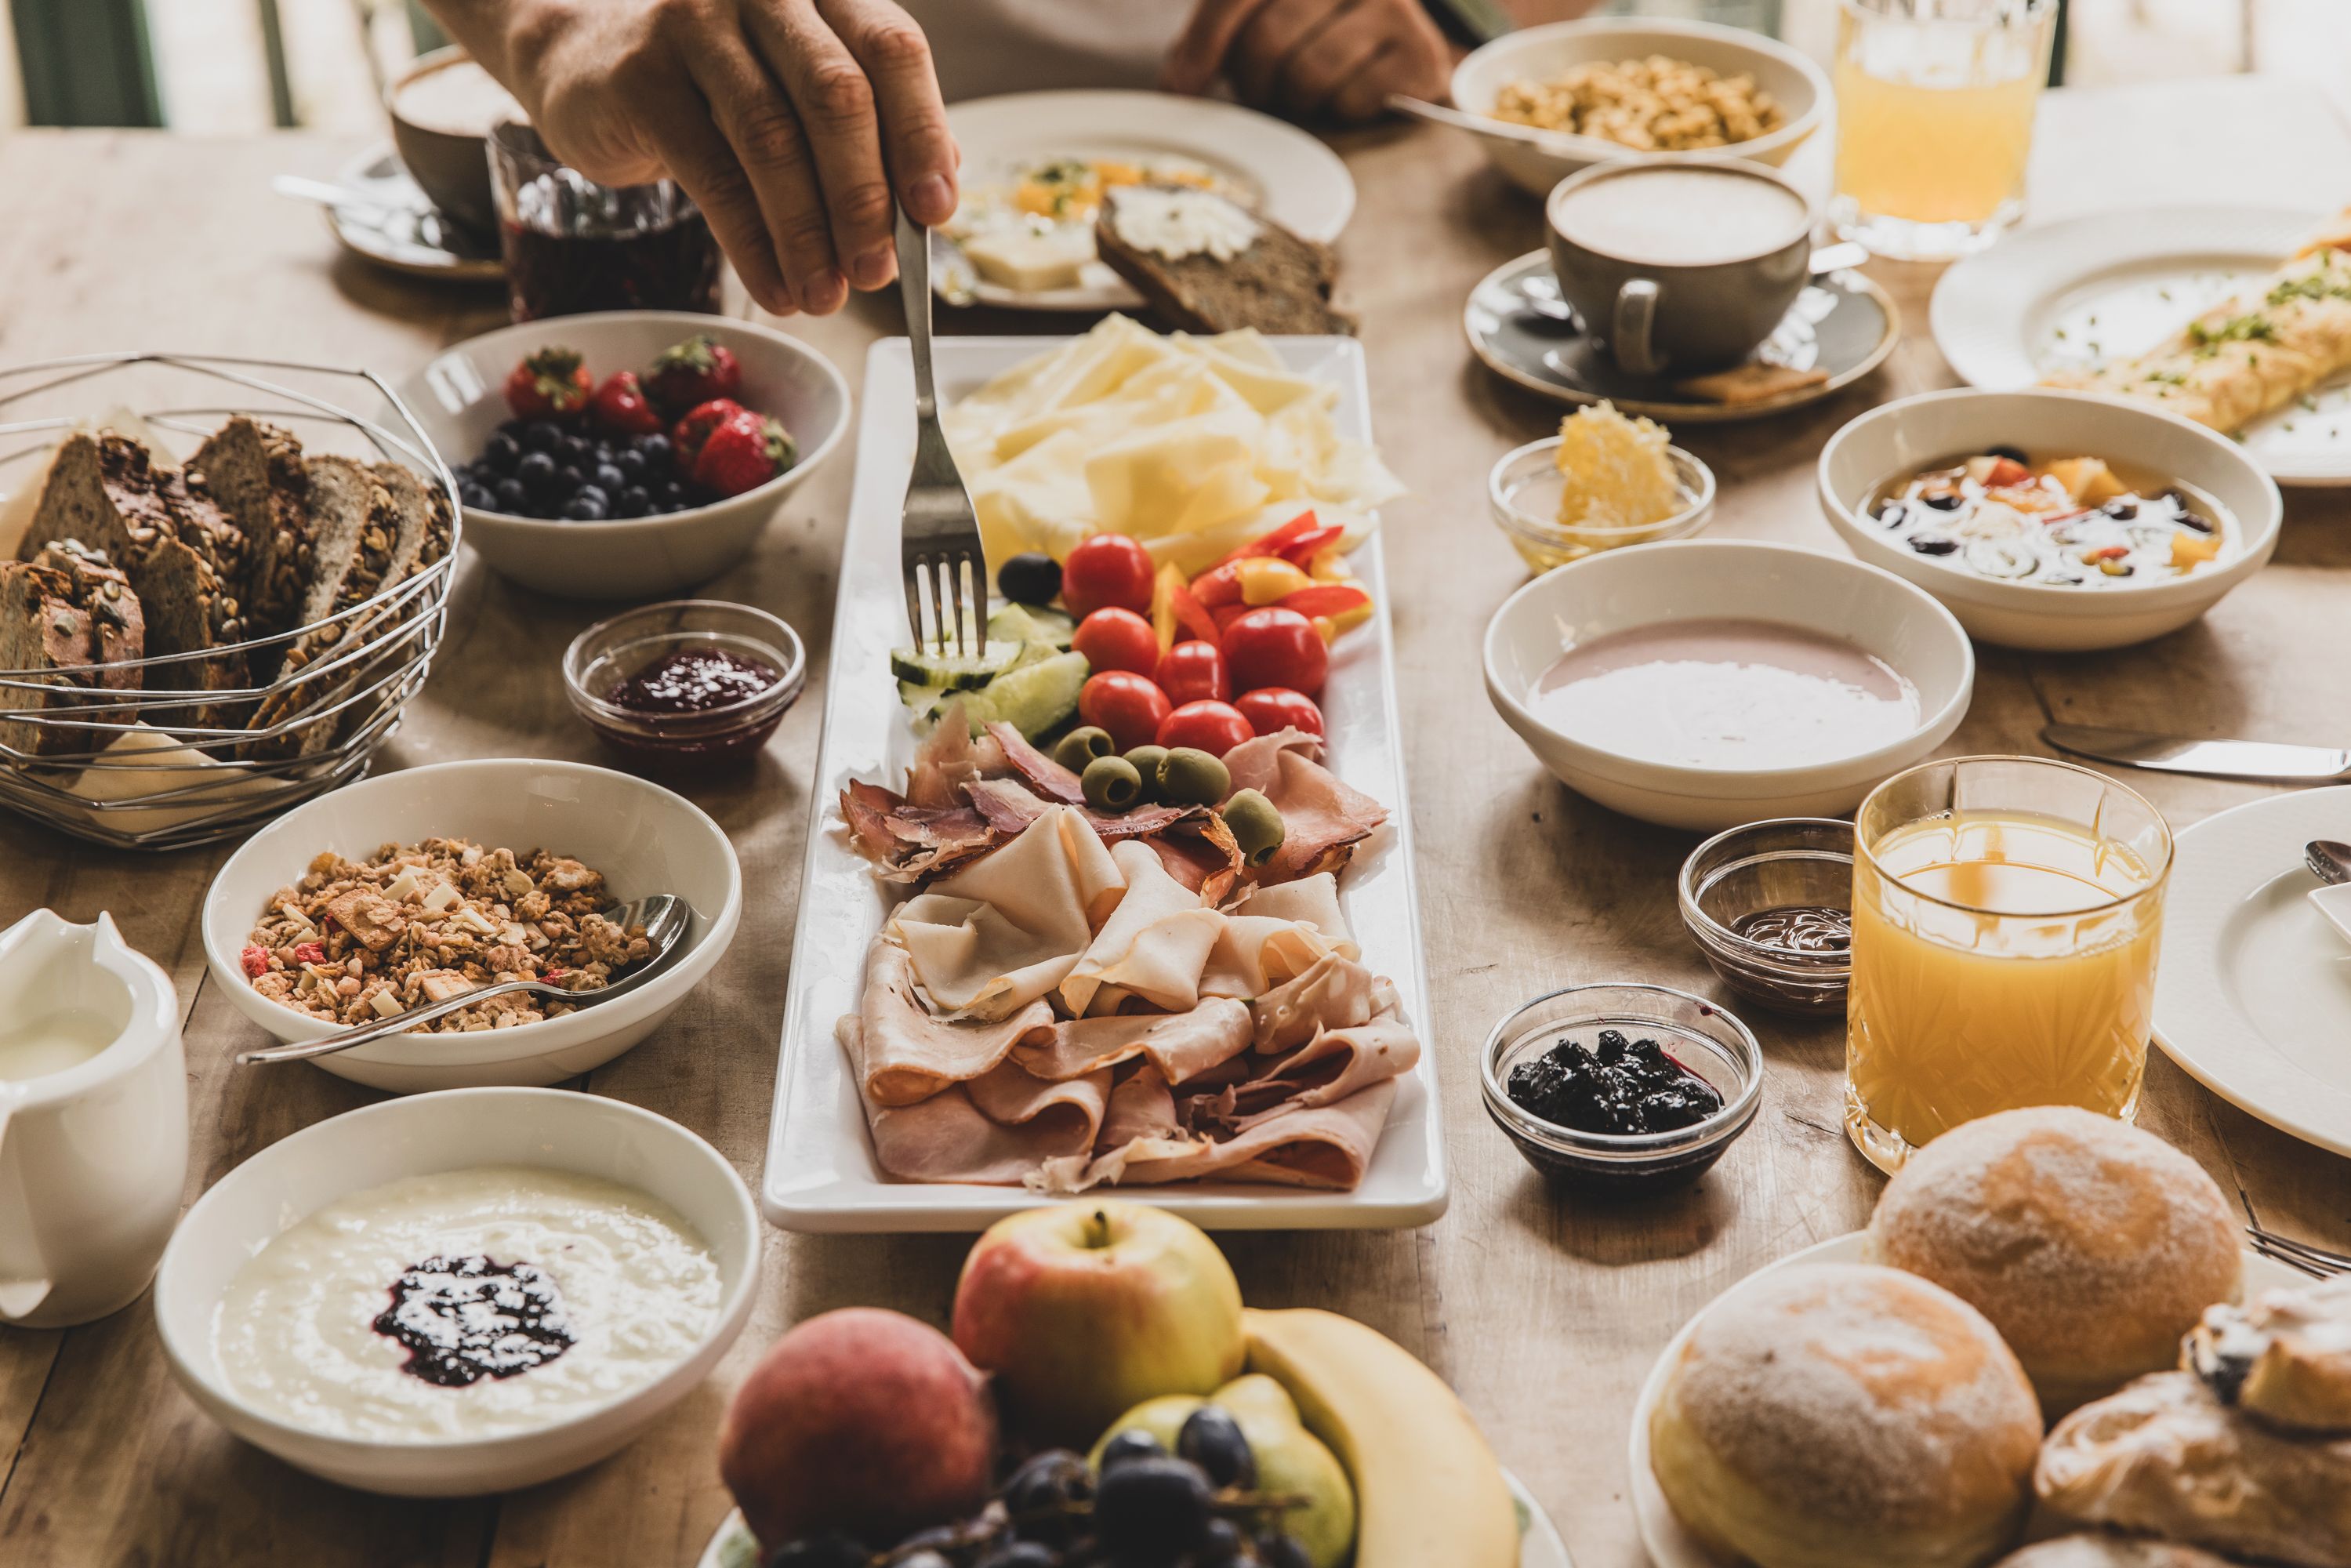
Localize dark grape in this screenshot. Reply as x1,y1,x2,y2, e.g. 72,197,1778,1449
1092,1457,1212,1567
521,420,563,453
1176,1406,1255,1490
1255,1533,1312,1568
763,1533,867,1568
1096,1429,1166,1472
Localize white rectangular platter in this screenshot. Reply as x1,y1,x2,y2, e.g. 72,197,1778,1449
762,336,1444,1232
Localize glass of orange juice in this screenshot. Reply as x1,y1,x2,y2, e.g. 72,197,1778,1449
1845,756,2173,1173
1831,0,2058,261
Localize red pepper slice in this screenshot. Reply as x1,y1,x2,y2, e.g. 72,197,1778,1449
1192,561,1245,609
1275,524,1345,568
1167,578,1221,646
1213,510,1321,570
1279,583,1371,619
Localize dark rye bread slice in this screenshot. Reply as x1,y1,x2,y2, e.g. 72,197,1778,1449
1094,187,1355,337
189,416,313,644
0,541,144,758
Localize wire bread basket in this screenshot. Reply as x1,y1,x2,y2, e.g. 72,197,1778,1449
0,352,460,851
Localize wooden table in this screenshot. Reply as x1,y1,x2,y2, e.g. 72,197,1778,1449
4,77,2349,1567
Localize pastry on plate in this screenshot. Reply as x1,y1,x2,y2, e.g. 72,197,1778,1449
1865,1105,2242,1419
1094,186,1353,337
1991,1536,2235,1567
1649,1261,2041,1568
2185,1276,2351,1434
2038,1370,2351,1568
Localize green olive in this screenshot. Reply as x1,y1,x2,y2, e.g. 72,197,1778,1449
1053,726,1116,773
1122,746,1170,798
1221,788,1286,867
1157,746,1231,807
1082,755,1145,813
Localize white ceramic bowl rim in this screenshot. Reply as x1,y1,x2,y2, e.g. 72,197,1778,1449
203,757,742,1062
1817,387,2285,615
154,1086,760,1459
1489,436,1717,539
1449,17,1830,161
1478,981,1765,1152
1482,538,1976,783
564,599,809,727
432,310,851,526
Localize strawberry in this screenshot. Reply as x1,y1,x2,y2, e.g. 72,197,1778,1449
672,397,749,468
504,347,593,419
644,334,742,414
691,408,797,498
589,370,663,435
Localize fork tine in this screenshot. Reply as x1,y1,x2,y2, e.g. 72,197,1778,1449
949,551,970,658
931,557,953,655
904,560,927,650
2247,1226,2351,1275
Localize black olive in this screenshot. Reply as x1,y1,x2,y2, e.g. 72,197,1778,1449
999,550,1062,606
1985,444,2030,464
1874,499,1907,528
1921,492,1965,510
1908,536,1960,555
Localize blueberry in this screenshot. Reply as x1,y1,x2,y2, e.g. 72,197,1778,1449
561,434,593,464
1093,1457,1212,1567
615,485,651,518
614,448,647,480
561,495,608,521
498,416,529,437
573,484,610,510
1096,1429,1165,1472
494,477,528,511
481,432,521,472
593,462,626,493
658,478,686,503
459,481,497,510
556,463,585,493
638,432,673,466
1177,1405,1256,1489
516,450,557,490
521,421,563,453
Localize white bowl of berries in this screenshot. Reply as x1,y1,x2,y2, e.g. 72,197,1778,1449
393,311,851,601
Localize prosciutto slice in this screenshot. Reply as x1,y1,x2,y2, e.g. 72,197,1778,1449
1030,1079,1397,1193
968,777,1199,844
908,702,1010,808
1220,728,1387,884
1010,1000,1254,1086
985,720,1088,804
1235,1013,1420,1122
844,1017,1111,1184
849,941,1057,1105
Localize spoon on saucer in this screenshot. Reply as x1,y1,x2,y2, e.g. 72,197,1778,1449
235,893,691,1065
2306,840,2351,885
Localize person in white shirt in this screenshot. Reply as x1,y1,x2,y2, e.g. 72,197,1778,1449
420,0,1579,318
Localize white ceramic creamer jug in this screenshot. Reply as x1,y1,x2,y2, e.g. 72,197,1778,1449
0,909,188,1327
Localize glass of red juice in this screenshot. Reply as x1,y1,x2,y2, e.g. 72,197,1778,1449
488,122,722,321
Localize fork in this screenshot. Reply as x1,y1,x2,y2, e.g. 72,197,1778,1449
895,205,985,657
2247,1225,2351,1279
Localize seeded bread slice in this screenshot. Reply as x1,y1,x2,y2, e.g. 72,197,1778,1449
0,542,144,758
189,416,314,643
1094,187,1355,337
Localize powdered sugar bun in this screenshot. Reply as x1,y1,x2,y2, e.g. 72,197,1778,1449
1991,1536,2236,1568
1866,1106,2242,1420
1649,1262,2041,1568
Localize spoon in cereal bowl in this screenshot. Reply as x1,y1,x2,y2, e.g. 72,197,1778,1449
234,894,691,1065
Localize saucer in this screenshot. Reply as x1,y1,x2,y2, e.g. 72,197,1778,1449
1464,250,1899,423
314,143,503,282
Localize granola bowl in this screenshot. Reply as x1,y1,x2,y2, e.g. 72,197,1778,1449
200,757,742,1091
391,310,850,601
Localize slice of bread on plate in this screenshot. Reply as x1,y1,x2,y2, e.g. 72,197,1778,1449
1095,186,1354,337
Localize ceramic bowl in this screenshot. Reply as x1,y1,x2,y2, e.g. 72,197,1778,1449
1448,19,1829,197
153,1087,760,1496
1481,982,1762,1197
1482,539,1975,831
1489,434,1715,575
201,758,741,1091
1817,388,2284,651
391,311,851,601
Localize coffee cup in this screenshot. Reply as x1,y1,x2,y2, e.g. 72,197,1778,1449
0,909,188,1327
1545,158,1813,376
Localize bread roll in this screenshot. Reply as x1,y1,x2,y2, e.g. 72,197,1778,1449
1867,1106,2241,1418
1991,1536,2235,1568
2186,1276,2351,1434
1650,1262,2042,1568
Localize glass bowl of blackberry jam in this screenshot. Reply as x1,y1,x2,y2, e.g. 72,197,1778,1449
1678,818,1855,1014
563,600,804,764
1481,983,1762,1198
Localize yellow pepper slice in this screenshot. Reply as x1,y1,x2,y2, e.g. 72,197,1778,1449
1239,557,1315,605
1148,562,1188,654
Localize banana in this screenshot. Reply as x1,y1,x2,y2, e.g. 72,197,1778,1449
1243,1308,1519,1568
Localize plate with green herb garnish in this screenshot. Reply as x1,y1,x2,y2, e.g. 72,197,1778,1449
1932,205,2351,486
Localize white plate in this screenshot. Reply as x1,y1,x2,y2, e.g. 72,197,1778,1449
761,336,1442,1232
940,90,1355,313
1626,1230,2309,1568
2150,786,2351,1157
1931,205,2351,486
698,1466,1573,1568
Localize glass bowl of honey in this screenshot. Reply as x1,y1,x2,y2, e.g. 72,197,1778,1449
1678,818,1855,1014
1488,434,1714,575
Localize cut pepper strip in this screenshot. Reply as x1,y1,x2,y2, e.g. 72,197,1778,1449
1192,561,1245,609
1148,563,1188,655
1213,510,1321,570
1168,578,1221,646
1280,583,1373,635
1238,557,1315,605
1275,524,1344,568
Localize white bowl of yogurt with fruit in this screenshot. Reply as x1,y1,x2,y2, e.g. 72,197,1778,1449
1817,387,2283,651
154,1087,760,1496
1483,539,1974,831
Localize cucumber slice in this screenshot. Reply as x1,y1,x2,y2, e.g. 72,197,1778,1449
989,603,1075,649
889,641,1020,690
969,649,1088,739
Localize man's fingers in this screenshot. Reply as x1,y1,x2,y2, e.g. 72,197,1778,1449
1275,3,1396,119
822,0,960,239
619,46,796,313
684,27,848,314
1163,0,1279,96
1329,35,1440,122
1234,0,1349,107
743,1,898,292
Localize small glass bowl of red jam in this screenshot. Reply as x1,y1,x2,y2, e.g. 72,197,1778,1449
563,600,804,763
1481,983,1761,1199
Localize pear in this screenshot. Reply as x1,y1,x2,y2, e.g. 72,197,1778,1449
1212,1374,1356,1568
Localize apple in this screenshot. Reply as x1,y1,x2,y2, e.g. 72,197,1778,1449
720,1307,997,1552
952,1201,1245,1448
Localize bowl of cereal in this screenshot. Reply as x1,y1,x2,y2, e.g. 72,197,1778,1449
200,758,742,1091
1449,18,1829,197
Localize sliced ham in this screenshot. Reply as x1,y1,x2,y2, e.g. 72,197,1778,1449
1030,1079,1397,1194
843,1017,1110,1184
1230,873,1357,960
1064,840,1217,1015
908,702,1008,808
1010,999,1254,1086
985,720,1088,804
849,941,1055,1105
1098,1064,1181,1146
1235,1013,1420,1122
1250,953,1377,1051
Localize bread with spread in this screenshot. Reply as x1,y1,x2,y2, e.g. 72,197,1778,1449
1094,186,1354,337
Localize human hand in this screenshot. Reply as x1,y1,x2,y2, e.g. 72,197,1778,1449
441,0,959,314
1161,0,1450,123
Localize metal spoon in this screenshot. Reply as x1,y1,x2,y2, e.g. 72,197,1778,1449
2306,840,2351,886
235,894,692,1065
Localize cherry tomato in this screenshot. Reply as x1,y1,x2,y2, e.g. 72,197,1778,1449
1070,608,1159,677
1061,533,1156,619
1221,608,1327,699
1235,687,1323,739
1078,671,1172,753
1152,640,1231,706
1156,699,1254,757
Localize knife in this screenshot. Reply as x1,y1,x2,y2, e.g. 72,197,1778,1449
2042,724,2351,782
